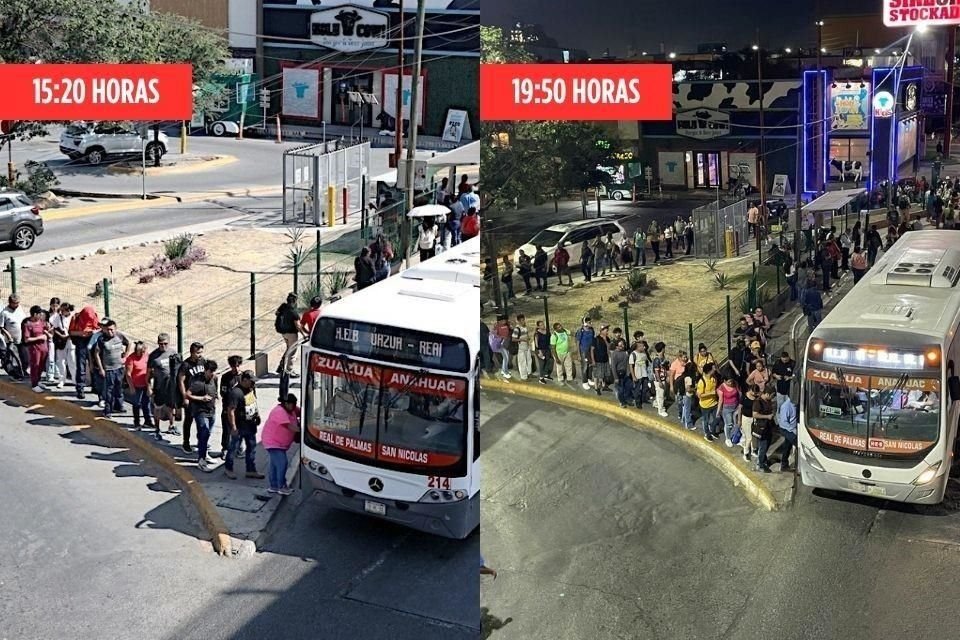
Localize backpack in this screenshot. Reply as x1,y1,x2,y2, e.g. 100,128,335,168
488,331,504,352
462,214,480,237
275,305,295,334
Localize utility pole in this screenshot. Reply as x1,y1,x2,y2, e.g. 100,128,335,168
945,25,956,157
756,30,768,253
400,0,426,267
394,0,405,167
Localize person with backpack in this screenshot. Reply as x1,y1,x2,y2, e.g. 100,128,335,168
461,207,480,240
275,293,302,376
575,317,596,390
850,245,868,283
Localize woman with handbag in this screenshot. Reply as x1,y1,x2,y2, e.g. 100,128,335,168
51,302,75,389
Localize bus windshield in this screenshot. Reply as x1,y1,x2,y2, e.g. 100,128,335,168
304,352,468,476
804,365,940,457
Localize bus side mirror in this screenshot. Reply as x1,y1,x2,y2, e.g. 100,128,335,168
949,376,960,402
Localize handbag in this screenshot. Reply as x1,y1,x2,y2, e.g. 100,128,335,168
53,333,68,351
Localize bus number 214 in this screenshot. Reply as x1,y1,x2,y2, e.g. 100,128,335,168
428,476,451,490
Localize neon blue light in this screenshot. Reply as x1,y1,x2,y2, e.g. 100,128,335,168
822,70,829,190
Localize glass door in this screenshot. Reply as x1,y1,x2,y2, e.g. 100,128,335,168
694,152,722,188
331,70,374,126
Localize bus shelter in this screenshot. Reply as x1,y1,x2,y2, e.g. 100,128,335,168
282,140,371,226
798,188,868,258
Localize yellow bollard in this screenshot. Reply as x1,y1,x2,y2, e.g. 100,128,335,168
327,186,336,227
724,227,735,258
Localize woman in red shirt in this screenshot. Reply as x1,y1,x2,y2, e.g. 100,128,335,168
23,305,51,392
716,375,741,448
125,341,154,430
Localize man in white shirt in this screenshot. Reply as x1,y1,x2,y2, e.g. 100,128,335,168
0,294,27,374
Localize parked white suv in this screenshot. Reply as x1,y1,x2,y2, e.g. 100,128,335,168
59,123,168,166
513,219,627,271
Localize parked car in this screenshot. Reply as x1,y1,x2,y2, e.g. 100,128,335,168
0,191,43,250
59,123,168,166
600,182,634,201
513,219,627,271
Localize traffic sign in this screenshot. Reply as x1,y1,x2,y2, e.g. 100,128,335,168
259,89,270,108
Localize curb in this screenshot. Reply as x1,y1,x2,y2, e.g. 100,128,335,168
0,379,233,556
482,378,781,512
41,185,281,221
106,155,238,176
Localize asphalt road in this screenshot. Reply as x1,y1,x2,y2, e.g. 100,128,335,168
481,392,960,640
0,397,479,640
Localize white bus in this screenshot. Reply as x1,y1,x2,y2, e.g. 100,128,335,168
298,237,480,538
799,230,960,504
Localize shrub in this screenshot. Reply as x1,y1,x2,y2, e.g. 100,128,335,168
645,278,659,291
626,269,647,291
585,305,603,321
138,273,155,284
163,234,195,260
704,259,719,272
739,276,759,315
299,278,324,309
714,272,729,290
325,270,351,296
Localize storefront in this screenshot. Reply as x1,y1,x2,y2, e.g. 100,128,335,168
640,80,801,194
261,0,478,139
801,65,923,192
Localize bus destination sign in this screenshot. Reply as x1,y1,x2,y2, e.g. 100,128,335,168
313,318,470,372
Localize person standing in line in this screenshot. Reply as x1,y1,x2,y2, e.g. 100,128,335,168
575,317,596,390
752,386,777,473
512,314,532,381
866,224,882,267
91,319,131,418
668,351,689,413
67,305,99,400
776,394,798,472
611,339,631,408
607,234,621,272
213,355,244,459
493,316,512,379
851,220,862,249
275,293,303,376
22,305,51,393
802,280,824,332
354,247,376,290
850,245,868,284
417,217,439,262
771,351,795,415
716,374,741,448
663,224,674,259
648,221,661,264
176,342,207,453
500,255,516,299
746,358,771,391
838,229,852,272
51,302,75,389
42,298,60,384
186,360,219,472
0,294,26,378
680,383,696,430
550,322,574,385
633,227,646,267
124,341,154,431
299,296,323,339
263,393,301,495
740,384,759,462
533,320,553,384
224,371,264,481
517,249,534,293
554,242,573,286
747,201,759,238
146,334,178,441
784,258,798,301
580,241,594,282
592,234,608,277
674,216,685,253
590,324,613,396
480,321,494,377
651,342,669,417
694,343,715,380
533,246,549,291
819,241,834,293
629,339,651,409
697,362,720,441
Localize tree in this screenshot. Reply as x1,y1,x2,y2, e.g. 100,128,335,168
0,0,229,141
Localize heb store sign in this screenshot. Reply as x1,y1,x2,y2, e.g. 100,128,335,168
310,6,389,53
884,0,960,26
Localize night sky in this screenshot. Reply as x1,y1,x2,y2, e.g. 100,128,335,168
484,0,886,57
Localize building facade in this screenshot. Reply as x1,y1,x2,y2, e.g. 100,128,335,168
261,0,478,139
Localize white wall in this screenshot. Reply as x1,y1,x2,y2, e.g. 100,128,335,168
228,0,257,50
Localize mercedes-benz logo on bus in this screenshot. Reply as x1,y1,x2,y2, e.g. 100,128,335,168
369,477,384,493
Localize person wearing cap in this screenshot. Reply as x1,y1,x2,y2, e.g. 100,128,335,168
91,319,131,418
224,370,264,480
176,342,207,454
300,296,323,339
67,304,100,400
575,317,596,390
275,293,302,376
262,393,301,495
771,351,796,414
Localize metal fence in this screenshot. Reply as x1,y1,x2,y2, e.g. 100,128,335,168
282,140,371,226
691,197,750,259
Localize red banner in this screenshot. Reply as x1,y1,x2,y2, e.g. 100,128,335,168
381,367,466,399
377,443,461,467
308,426,376,460
480,63,673,121
807,427,935,455
311,353,380,386
0,64,193,121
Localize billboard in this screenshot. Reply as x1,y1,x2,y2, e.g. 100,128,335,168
884,0,960,27
829,83,870,130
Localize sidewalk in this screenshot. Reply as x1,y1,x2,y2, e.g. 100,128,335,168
0,368,300,556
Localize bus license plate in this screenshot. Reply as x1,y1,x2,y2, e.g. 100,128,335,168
364,500,386,516
849,482,887,497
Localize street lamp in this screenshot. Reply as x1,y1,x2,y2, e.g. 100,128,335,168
785,47,792,54
668,52,677,59
751,44,759,51
916,24,929,34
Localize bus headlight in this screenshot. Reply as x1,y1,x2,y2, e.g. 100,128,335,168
913,462,942,486
801,445,825,472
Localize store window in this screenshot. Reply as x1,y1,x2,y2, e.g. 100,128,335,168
694,152,721,188
828,138,870,180
332,69,374,126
